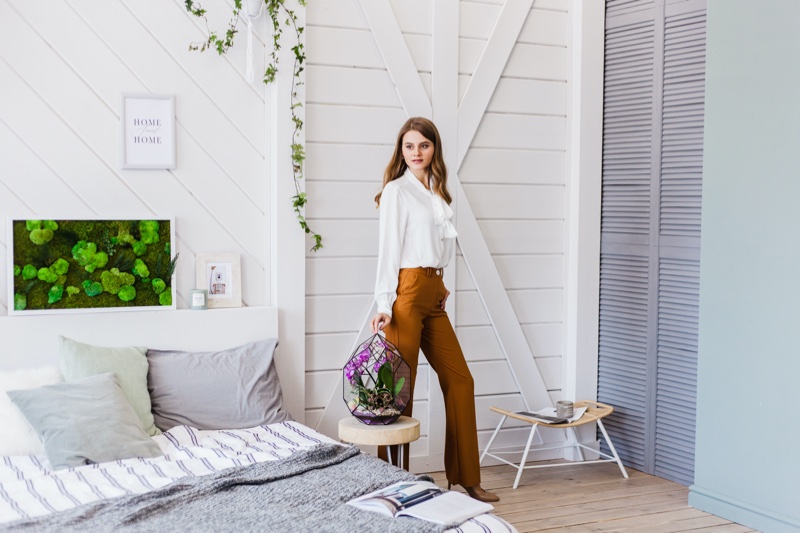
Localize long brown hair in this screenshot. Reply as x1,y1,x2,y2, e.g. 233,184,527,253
374,117,452,206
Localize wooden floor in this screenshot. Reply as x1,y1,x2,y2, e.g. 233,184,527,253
429,462,759,532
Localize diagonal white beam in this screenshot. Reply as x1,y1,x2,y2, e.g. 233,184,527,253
451,0,550,411
358,0,432,118
457,0,534,169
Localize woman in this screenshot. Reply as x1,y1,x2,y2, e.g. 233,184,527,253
370,117,499,503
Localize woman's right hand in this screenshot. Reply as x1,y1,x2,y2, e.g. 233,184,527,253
370,313,391,333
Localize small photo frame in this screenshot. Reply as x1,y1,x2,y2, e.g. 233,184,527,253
120,94,176,169
195,253,242,308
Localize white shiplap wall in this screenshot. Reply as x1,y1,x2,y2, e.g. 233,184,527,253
0,0,270,313
304,0,570,463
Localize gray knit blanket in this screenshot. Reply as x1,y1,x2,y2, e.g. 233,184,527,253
2,444,451,533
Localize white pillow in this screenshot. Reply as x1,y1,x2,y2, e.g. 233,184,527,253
0,366,63,456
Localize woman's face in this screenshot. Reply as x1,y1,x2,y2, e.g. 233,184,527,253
402,129,435,176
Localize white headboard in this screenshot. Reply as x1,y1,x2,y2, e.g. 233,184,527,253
0,307,299,418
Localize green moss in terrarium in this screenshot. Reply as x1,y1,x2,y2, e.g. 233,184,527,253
14,293,26,311
13,265,20,277
66,286,80,297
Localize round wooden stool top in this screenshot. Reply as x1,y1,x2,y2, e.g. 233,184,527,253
338,416,420,446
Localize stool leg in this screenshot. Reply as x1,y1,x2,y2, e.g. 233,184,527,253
514,423,538,490
568,427,585,461
387,446,393,467
480,415,507,465
597,419,628,479
398,444,404,470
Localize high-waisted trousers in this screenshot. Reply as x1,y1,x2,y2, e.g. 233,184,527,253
379,267,481,487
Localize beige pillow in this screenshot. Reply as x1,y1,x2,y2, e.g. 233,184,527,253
59,336,160,436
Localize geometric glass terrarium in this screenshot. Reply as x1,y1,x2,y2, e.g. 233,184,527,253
343,333,411,425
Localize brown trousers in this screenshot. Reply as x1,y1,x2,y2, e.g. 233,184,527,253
379,267,481,487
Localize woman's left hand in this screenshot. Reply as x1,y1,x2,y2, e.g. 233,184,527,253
440,288,450,310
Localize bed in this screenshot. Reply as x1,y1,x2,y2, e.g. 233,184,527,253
0,309,515,532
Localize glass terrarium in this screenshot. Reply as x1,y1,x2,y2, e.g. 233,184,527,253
343,334,411,425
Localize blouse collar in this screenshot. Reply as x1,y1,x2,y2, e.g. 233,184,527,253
403,170,458,239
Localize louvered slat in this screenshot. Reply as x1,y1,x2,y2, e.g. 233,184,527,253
655,256,700,485
598,253,649,470
602,19,654,235
660,11,706,238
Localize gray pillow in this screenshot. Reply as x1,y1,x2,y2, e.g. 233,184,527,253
59,336,160,436
7,373,163,470
147,338,292,431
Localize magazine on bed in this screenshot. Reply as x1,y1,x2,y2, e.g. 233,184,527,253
347,480,493,525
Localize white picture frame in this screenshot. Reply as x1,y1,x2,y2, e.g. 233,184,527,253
120,94,176,169
195,253,242,308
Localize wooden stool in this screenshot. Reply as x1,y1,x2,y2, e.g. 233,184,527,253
480,400,628,489
338,416,420,471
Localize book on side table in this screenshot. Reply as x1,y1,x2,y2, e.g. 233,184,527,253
347,480,494,525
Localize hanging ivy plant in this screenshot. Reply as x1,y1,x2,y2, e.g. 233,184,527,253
185,0,322,252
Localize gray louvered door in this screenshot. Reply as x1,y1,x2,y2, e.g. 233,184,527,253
598,0,706,486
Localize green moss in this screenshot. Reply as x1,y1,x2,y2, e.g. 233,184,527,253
51,258,69,276
139,220,160,245
101,268,135,295
118,285,136,302
82,280,103,297
29,228,54,245
132,240,147,257
132,259,150,278
42,221,58,231
13,265,20,277
25,220,41,231
72,241,109,273
48,285,64,304
22,264,37,280
66,286,80,296
151,278,166,294
14,293,26,311
37,267,58,284
159,290,172,306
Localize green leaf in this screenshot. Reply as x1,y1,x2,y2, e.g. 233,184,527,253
394,377,406,397
378,363,394,394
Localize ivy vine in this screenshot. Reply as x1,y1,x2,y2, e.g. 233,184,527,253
185,0,322,252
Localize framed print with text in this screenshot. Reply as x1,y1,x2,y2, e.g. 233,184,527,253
120,94,176,169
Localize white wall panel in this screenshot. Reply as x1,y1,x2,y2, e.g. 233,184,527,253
463,184,565,219
307,66,401,108
306,144,393,182
456,255,564,290
305,182,381,220
459,148,565,185
307,257,375,296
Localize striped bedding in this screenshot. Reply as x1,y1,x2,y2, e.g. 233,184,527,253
0,421,515,532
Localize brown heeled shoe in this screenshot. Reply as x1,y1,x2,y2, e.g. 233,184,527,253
447,482,500,503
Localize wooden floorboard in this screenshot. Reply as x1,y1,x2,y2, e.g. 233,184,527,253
428,462,759,532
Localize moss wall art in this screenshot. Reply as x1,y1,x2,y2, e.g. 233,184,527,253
9,219,176,313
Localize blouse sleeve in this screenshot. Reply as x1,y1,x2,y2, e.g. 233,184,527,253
374,184,407,317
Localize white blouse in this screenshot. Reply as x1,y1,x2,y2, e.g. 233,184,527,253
374,170,458,317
